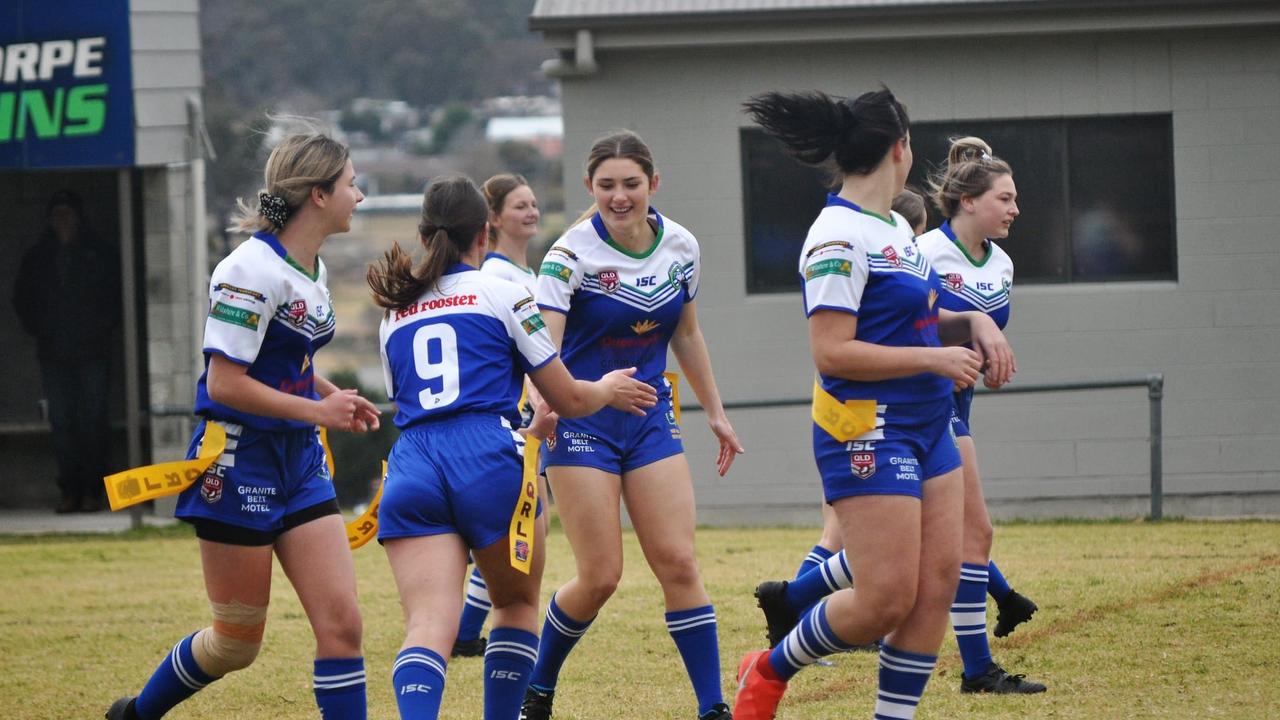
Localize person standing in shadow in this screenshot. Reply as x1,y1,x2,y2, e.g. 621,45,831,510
13,189,121,513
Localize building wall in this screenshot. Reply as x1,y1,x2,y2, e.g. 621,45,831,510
130,0,203,166
132,1,203,507
141,165,201,486
555,28,1280,522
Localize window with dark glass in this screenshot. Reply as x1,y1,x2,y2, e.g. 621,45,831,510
740,114,1175,292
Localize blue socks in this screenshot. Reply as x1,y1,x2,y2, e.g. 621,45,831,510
666,605,724,715
393,647,447,719
767,599,858,681
875,644,937,720
457,568,492,643
952,562,994,679
529,594,593,692
391,632,536,720
795,545,834,580
483,628,538,720
313,657,367,719
785,549,853,614
987,560,1012,602
133,632,217,719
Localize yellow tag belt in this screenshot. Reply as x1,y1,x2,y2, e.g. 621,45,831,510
810,380,876,442
105,373,683,565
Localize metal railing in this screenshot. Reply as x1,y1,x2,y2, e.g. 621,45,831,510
679,374,1167,520
146,373,1166,520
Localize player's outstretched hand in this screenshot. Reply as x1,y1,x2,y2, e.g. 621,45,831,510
601,367,658,416
348,394,382,433
931,346,983,389
709,415,745,477
316,389,359,430
968,314,1017,389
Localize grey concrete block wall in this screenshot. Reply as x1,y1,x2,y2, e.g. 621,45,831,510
141,167,198,495
555,28,1280,522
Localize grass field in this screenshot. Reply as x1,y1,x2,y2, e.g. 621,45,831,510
2,519,1278,719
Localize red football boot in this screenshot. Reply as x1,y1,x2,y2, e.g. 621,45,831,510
734,649,788,720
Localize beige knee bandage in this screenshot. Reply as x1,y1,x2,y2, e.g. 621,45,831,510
192,600,267,677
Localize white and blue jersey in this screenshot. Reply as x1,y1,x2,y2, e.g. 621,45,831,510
800,194,952,404
537,210,698,386
194,232,335,431
915,221,1012,331
481,251,538,295
535,209,695,473
379,264,558,429
179,232,339,541
800,194,960,499
916,220,1014,435
377,265,557,546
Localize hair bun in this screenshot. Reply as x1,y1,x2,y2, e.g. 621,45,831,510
948,136,993,166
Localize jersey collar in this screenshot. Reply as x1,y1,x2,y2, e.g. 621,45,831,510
254,231,320,281
591,207,666,259
485,251,534,274
939,220,992,267
826,193,896,227
445,262,477,275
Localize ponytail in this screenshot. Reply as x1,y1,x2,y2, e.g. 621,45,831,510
927,136,1013,218
743,87,909,176
367,174,488,311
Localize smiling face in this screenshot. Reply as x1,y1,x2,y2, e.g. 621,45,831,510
586,157,658,236
966,173,1019,239
321,159,364,234
493,183,540,243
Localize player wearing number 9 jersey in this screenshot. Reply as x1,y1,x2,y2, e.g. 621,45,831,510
367,174,656,720
450,174,545,660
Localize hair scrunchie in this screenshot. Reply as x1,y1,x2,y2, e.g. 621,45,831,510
259,192,293,229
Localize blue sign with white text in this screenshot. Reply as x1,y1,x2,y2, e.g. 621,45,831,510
0,0,135,168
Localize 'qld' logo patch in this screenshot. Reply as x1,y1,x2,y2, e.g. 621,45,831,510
598,269,620,293
288,299,307,326
881,246,901,268
850,452,876,480
945,272,964,291
200,470,223,503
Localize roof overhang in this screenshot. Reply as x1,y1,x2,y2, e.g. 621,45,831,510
530,0,1280,52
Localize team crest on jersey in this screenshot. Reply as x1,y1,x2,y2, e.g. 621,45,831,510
850,452,876,480
881,246,901,268
668,261,683,289
514,539,531,563
200,469,223,503
598,269,620,293
288,299,307,327
945,273,964,291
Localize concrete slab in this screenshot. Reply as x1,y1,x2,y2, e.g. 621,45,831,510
0,509,178,536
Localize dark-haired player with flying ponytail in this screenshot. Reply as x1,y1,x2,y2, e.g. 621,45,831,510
733,89,1015,720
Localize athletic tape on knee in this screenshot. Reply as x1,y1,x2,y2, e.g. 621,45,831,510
193,600,267,676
